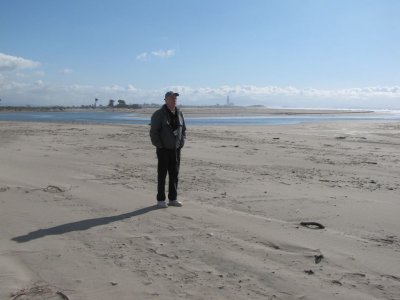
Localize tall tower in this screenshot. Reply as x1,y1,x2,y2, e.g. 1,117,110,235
226,95,230,106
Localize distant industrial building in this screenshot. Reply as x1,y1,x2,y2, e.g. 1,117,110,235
226,95,234,106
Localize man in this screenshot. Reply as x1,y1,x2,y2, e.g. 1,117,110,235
150,91,186,208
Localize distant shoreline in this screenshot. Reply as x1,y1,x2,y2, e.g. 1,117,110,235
0,106,376,117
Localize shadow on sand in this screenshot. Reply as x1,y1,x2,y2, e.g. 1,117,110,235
12,205,159,243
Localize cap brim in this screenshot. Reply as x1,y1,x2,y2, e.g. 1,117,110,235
165,92,180,98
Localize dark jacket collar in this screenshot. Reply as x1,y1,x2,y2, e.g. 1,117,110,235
162,104,179,115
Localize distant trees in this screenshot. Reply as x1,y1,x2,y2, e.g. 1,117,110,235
98,99,142,109
116,99,127,107
108,99,115,107
128,104,142,109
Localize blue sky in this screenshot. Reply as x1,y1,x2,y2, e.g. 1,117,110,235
1,0,400,108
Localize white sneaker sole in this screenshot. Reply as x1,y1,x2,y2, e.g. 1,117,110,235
157,202,168,208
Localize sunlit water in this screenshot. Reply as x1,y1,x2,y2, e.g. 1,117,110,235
0,111,399,126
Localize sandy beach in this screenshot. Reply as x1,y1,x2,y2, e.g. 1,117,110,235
1,118,399,299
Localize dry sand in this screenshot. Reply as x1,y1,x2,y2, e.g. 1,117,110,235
0,119,399,299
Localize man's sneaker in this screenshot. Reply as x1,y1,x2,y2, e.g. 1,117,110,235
157,201,168,208
168,200,183,207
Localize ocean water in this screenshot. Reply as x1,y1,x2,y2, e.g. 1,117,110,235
0,111,399,126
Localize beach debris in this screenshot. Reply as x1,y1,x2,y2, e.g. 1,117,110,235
362,161,378,165
110,281,118,286
314,254,324,264
300,222,325,230
0,186,10,192
304,270,314,275
10,283,70,300
272,137,280,140
335,136,347,140
279,181,291,186
43,185,65,193
56,291,71,300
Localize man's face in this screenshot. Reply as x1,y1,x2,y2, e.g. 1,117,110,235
165,95,177,109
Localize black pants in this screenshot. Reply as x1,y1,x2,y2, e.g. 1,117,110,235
156,148,181,201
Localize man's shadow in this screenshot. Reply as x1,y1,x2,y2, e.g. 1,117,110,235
12,205,159,243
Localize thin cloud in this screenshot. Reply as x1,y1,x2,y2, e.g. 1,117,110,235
136,52,149,61
151,49,175,58
0,52,40,71
61,68,73,74
136,49,175,61
1,74,400,109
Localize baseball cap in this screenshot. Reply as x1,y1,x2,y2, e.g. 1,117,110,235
164,91,180,98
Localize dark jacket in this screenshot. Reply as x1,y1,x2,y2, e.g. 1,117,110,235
150,105,186,149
